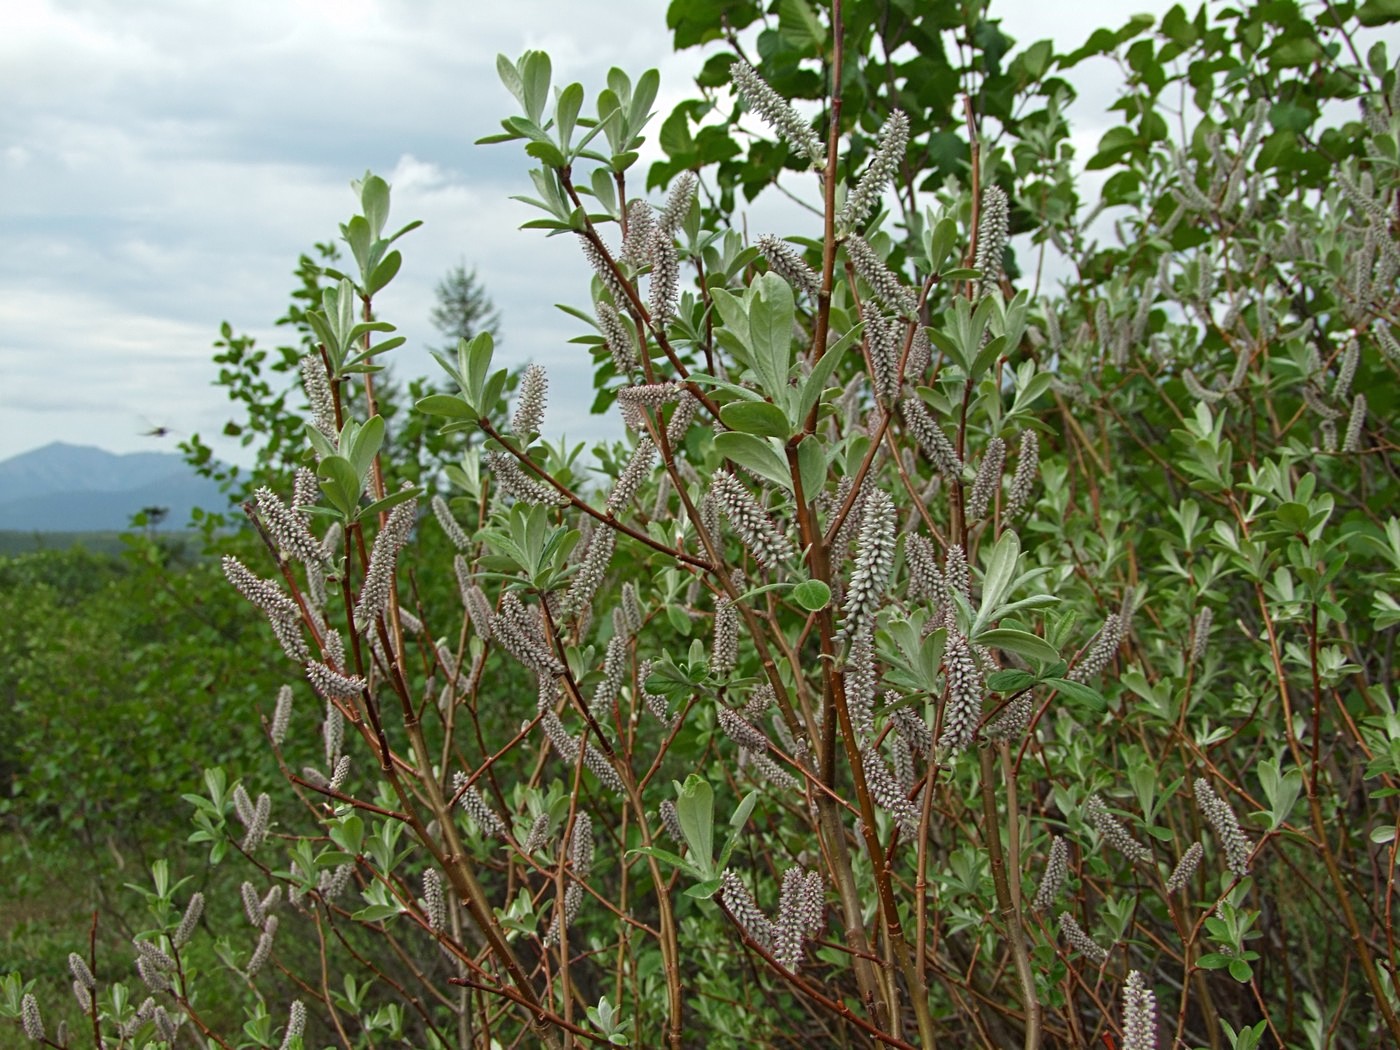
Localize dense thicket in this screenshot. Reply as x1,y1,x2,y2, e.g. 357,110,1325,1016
5,2,1400,1048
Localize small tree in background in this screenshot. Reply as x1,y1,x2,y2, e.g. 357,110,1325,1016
429,262,501,351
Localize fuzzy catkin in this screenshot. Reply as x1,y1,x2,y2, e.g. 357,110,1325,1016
866,314,901,402
607,437,658,513
565,527,614,615
269,685,293,747
135,938,176,974
718,704,769,753
711,599,739,676
861,744,919,836
1194,779,1251,876
1033,837,1069,911
902,538,941,609
900,396,963,478
353,495,417,627
570,811,595,877
247,916,278,977
323,702,343,766
944,544,970,601
301,353,337,439
665,391,698,447
422,868,445,931
1085,795,1153,865
327,754,350,792
938,631,982,754
578,233,629,305
69,952,95,991
841,489,897,637
596,300,639,373
886,691,932,755
659,799,684,843
280,1002,307,1050
758,234,820,300
21,993,44,1041
582,740,624,794
1166,841,1204,892
242,881,265,927
649,232,680,325
223,556,298,620
720,870,774,949
838,109,909,230
1070,614,1123,682
306,661,365,700
772,866,824,971
1122,971,1159,1050
495,593,564,675
622,200,657,266
241,792,272,852
1189,608,1212,666
846,234,917,315
1057,912,1109,965
729,60,825,167
844,628,877,742
523,812,552,853
256,487,325,566
639,660,675,727
620,582,642,636
974,186,1010,297
450,767,506,840
966,437,1006,521
658,172,696,236
591,634,629,718
711,469,795,568
1343,393,1367,453
511,364,549,437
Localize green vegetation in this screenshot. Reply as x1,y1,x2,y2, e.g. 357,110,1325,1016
5,1,1400,1047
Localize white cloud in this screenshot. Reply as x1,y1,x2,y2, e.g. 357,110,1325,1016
0,0,1248,468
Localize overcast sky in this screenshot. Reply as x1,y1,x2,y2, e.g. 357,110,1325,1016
2,0,1180,467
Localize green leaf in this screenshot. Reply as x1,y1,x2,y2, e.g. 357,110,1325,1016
778,0,825,50
976,627,1060,664
980,529,1022,613
1044,678,1105,710
415,394,476,420
366,250,401,295
795,435,825,500
748,273,796,401
347,415,385,481
792,579,831,611
358,173,390,242
318,456,363,516
521,50,552,124
496,53,525,110
684,878,723,900
674,775,715,872
713,432,792,490
986,669,1037,692
360,486,421,522
1227,958,1254,983
556,82,584,151
796,323,863,423
329,814,364,855
719,790,758,864
720,400,791,439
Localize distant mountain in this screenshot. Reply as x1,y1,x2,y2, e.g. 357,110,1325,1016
0,443,229,531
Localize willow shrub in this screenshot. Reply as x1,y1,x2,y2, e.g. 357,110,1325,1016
5,2,1400,1048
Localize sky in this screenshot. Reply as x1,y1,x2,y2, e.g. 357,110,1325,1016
1,0,1182,468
